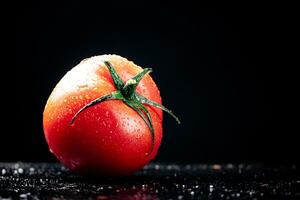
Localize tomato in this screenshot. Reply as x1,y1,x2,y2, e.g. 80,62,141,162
43,55,179,176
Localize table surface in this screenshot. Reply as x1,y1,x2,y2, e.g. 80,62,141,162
0,162,299,199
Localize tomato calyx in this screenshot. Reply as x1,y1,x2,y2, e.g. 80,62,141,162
71,61,180,154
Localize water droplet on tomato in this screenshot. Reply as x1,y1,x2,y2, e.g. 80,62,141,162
70,160,80,169
105,111,109,117
77,84,88,89
135,134,141,139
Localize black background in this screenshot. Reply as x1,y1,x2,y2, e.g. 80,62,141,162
9,1,298,163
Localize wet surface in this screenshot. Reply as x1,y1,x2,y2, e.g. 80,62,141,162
0,162,299,199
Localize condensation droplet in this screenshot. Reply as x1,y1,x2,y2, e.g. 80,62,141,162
70,160,80,169
209,185,214,192
18,168,24,174
78,84,88,89
19,193,31,198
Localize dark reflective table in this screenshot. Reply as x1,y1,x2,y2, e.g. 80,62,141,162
0,162,299,199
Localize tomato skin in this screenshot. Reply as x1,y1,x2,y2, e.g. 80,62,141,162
43,55,163,176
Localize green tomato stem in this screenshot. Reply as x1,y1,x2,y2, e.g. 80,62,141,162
71,61,180,156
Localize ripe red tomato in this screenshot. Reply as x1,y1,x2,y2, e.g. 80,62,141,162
43,55,179,176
